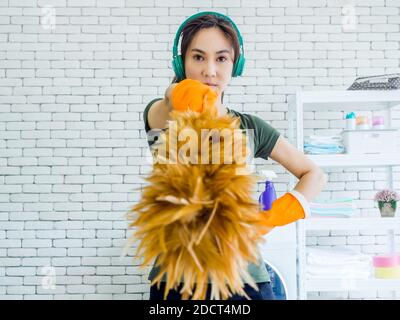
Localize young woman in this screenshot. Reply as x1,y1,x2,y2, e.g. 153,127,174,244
143,12,327,300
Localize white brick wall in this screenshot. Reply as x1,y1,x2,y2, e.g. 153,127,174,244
1,0,400,300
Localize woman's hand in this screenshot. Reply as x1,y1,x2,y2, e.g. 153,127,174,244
256,191,310,236
169,79,218,113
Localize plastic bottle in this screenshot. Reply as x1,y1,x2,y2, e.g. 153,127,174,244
356,115,370,130
372,116,385,129
345,112,356,130
258,170,277,211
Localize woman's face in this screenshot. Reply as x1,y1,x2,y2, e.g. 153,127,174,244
184,27,235,104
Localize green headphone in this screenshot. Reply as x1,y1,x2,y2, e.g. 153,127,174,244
172,11,245,81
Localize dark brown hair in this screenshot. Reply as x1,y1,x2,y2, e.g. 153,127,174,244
172,14,241,103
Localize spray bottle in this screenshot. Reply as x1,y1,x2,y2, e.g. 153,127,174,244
259,170,277,211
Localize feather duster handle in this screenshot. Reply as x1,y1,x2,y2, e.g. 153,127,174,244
127,80,271,299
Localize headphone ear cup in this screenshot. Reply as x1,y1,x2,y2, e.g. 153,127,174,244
232,55,245,77
172,56,179,77
231,58,238,77
239,56,245,76
172,55,185,81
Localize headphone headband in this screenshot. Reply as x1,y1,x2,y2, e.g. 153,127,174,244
172,11,245,80
172,11,244,58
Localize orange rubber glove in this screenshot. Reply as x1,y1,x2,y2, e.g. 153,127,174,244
170,79,218,114
256,190,310,235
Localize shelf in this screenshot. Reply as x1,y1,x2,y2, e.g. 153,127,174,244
298,217,400,230
306,278,400,292
307,153,400,167
288,90,400,111
290,89,400,299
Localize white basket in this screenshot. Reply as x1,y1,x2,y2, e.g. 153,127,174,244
342,129,398,154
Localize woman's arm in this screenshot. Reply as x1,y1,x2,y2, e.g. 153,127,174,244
147,98,170,130
269,135,327,202
147,83,178,130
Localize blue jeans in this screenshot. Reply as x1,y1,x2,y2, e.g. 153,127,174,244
149,281,275,300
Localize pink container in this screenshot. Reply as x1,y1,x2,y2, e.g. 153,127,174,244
372,116,385,129
372,116,384,126
373,255,400,268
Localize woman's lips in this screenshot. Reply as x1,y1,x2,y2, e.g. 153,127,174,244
204,83,219,91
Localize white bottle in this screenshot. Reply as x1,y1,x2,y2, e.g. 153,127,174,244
346,118,356,130
345,112,356,130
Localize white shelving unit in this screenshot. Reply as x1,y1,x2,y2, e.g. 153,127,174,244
287,90,400,300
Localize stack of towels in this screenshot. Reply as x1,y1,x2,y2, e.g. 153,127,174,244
309,198,357,218
304,135,345,154
306,246,372,279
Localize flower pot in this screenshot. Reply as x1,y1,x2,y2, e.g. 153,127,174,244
378,200,397,217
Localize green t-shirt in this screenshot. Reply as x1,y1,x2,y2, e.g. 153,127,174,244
142,98,281,283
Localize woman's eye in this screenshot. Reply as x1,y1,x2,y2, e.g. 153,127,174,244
193,55,227,62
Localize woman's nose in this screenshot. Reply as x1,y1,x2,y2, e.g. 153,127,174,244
203,61,217,77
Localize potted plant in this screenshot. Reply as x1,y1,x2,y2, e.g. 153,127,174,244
374,189,400,217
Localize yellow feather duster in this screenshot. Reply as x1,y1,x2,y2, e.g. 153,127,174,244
127,83,271,300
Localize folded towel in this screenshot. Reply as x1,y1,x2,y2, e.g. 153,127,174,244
307,246,372,266
307,261,371,270
309,202,356,209
310,214,352,218
306,247,372,279
305,135,343,144
307,264,371,276
304,144,345,155
304,135,345,154
313,198,354,203
310,208,355,213
307,256,372,267
310,215,353,219
310,208,356,218
306,270,371,279
309,198,357,217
